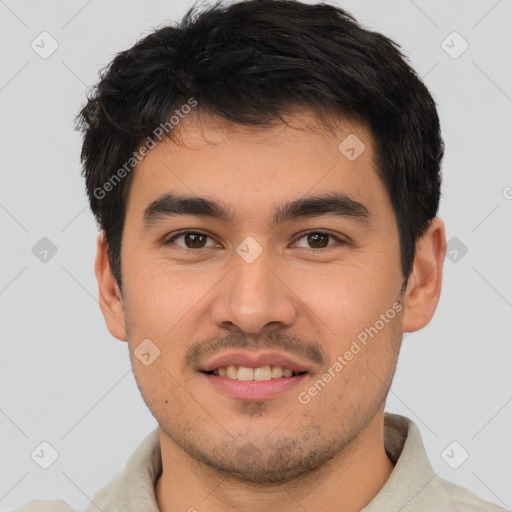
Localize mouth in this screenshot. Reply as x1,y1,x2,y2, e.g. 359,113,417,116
199,351,311,400
203,365,305,380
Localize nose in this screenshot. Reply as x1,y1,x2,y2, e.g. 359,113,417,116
210,249,297,336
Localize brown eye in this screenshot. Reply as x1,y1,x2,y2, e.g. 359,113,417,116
294,231,340,249
307,232,330,248
183,233,207,248
166,231,216,249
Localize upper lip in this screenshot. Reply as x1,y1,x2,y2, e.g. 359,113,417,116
200,351,312,374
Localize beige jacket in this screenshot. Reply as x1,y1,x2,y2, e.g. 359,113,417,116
14,414,508,511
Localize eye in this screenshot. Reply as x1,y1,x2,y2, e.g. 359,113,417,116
293,231,343,249
165,231,218,249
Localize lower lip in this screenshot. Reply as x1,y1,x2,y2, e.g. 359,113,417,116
201,372,307,400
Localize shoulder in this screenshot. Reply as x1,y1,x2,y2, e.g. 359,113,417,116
11,499,79,512
426,475,509,511
378,414,509,511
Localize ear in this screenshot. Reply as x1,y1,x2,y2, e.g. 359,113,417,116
95,231,128,341
402,217,446,333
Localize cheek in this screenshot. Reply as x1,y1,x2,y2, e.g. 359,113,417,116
292,260,400,336
130,356,195,427
122,254,212,335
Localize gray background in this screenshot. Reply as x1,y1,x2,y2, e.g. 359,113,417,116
1,0,511,510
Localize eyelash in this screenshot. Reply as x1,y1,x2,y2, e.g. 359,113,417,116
164,230,346,250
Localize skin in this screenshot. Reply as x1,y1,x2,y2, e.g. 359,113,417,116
95,110,446,511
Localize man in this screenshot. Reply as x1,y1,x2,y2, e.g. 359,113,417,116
16,0,507,510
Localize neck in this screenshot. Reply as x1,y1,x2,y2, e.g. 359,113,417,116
155,408,394,512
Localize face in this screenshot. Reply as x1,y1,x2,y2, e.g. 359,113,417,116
107,111,408,483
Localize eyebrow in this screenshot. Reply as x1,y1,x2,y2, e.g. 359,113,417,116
142,192,370,230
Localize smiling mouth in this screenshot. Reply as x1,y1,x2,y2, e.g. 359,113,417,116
202,365,307,381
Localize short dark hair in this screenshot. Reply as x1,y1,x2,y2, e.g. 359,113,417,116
77,0,443,289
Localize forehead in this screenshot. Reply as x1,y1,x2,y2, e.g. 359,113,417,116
124,110,390,222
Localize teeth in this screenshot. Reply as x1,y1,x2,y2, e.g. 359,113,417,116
211,365,297,381
226,365,238,379
237,366,254,381
270,366,284,378
254,365,271,381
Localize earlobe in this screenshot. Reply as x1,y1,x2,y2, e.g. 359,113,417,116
95,231,128,341
402,218,446,333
